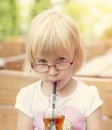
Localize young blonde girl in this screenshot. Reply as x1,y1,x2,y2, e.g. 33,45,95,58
15,9,103,130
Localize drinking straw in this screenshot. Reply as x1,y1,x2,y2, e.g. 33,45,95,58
50,81,57,130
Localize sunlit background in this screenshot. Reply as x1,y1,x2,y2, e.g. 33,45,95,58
0,0,112,41
0,0,112,77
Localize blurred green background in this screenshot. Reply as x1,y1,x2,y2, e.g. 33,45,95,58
0,0,112,42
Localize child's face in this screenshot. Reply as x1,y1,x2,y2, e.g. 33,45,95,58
34,53,74,91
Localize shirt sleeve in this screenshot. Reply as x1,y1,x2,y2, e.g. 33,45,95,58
15,87,34,118
85,86,103,117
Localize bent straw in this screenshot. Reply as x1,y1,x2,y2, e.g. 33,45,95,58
50,82,57,130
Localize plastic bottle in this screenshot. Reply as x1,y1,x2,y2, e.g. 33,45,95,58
43,96,65,130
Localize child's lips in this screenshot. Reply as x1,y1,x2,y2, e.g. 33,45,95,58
47,80,61,84
47,81,55,84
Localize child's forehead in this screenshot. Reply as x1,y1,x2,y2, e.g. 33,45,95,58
36,53,72,61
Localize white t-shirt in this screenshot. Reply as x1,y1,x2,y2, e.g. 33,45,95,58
15,78,103,130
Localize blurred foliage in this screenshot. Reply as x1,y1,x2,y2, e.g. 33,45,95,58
0,0,52,41
0,0,19,41
28,0,52,22
100,25,112,40
62,0,112,41
0,0,112,42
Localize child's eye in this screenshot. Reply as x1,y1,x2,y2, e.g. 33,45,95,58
38,59,47,63
57,57,66,62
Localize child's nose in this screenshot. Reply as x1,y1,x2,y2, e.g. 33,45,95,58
48,66,58,76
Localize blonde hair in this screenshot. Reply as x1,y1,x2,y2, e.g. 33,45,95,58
24,9,85,74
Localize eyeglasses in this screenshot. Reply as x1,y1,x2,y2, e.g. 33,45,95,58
32,61,73,73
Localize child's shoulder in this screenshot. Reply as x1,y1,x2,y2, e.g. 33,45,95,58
18,80,42,96
73,77,99,96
